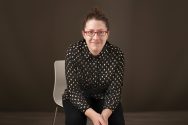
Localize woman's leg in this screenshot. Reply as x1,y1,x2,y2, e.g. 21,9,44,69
63,100,87,125
108,103,125,125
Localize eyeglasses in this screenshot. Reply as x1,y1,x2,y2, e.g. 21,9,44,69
84,31,108,37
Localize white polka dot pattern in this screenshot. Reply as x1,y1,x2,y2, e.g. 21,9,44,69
62,39,124,112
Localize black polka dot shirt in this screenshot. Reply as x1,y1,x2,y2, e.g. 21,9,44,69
62,39,124,113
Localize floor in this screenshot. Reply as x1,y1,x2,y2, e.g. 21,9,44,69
0,110,188,125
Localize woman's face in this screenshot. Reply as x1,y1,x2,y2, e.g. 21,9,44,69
82,19,109,56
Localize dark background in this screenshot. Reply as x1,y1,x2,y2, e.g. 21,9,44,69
0,0,187,112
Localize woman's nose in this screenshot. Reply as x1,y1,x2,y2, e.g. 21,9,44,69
92,33,100,39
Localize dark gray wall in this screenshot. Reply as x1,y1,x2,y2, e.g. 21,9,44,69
0,0,187,112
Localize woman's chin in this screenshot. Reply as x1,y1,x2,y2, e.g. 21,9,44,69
91,50,101,55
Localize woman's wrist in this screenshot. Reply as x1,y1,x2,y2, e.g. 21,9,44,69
85,108,98,119
101,108,112,120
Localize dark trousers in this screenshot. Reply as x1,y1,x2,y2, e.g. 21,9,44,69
63,98,125,125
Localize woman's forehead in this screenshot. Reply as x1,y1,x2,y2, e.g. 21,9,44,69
85,19,107,30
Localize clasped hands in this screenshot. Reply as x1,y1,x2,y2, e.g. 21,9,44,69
85,108,112,125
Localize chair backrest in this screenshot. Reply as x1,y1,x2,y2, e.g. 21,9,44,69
53,60,67,107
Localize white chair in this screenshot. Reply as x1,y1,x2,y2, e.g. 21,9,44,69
52,60,91,125
52,60,66,125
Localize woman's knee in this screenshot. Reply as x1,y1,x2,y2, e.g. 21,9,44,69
63,100,86,125
65,114,86,125
109,103,125,125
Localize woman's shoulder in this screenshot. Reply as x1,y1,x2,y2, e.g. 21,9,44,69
66,40,85,53
106,42,124,57
65,39,86,59
67,39,85,50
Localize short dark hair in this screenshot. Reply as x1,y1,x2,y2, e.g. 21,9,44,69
82,8,109,30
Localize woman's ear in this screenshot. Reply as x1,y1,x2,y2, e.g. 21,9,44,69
106,31,110,39
82,30,86,38
107,31,110,36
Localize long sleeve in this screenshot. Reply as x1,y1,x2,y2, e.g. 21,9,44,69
103,50,125,111
65,45,90,113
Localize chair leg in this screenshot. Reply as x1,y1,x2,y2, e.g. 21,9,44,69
52,106,58,125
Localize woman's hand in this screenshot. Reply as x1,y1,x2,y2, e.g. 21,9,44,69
91,113,106,125
101,109,112,125
85,108,106,125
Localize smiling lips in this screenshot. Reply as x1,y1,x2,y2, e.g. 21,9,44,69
90,41,100,44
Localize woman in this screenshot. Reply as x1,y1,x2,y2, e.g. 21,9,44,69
62,8,125,125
